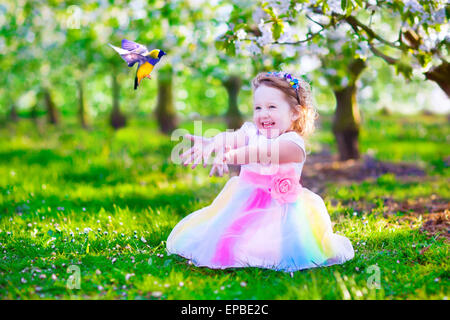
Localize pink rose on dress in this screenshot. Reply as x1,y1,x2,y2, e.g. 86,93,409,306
269,167,302,205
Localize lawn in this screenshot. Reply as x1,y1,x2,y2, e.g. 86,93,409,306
0,113,448,299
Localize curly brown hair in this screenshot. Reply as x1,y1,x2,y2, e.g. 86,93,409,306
251,72,318,137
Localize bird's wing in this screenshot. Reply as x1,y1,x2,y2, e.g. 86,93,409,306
121,39,149,55
109,43,129,55
109,43,147,67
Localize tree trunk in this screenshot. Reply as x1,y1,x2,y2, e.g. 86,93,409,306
77,80,88,129
155,65,177,134
10,103,18,122
43,88,59,125
222,75,243,130
332,84,361,160
30,104,38,124
424,61,450,98
332,59,366,161
110,73,126,130
222,75,243,177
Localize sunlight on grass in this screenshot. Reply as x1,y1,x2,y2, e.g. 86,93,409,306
0,114,448,299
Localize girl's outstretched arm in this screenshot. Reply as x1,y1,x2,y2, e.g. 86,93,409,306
209,140,304,177
209,128,249,151
224,140,305,165
181,127,248,169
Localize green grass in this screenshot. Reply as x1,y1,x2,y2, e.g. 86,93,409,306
0,114,448,300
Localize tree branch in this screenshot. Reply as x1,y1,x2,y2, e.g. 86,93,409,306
270,14,345,45
305,14,325,28
368,42,398,65
343,15,405,50
241,21,326,45
273,30,322,45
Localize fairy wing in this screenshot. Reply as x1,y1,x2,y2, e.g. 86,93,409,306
121,39,149,56
109,43,147,67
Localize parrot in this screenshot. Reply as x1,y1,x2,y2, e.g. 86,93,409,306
108,39,166,90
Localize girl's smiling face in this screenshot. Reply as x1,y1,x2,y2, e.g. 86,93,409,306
253,85,298,139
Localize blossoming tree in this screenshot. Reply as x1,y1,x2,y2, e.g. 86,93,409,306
218,0,448,160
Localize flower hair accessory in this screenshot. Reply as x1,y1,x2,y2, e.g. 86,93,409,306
266,71,312,104
267,71,300,90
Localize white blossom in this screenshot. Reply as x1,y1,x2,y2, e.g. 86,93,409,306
130,0,146,20
236,29,247,40
257,20,273,46
282,45,297,58
419,38,433,51
278,22,294,43
431,8,446,25
252,6,268,24
355,41,370,59
404,0,424,14
332,39,346,51
325,26,347,41
248,41,262,55
418,12,432,25
267,0,291,16
367,4,380,12
235,39,244,55
308,43,329,56
328,0,344,14
216,4,233,22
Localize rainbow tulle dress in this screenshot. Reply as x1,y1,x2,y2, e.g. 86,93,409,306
166,122,354,272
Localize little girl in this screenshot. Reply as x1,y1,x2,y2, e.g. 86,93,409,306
166,71,354,272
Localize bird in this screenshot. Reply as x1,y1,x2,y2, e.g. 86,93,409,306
108,39,166,90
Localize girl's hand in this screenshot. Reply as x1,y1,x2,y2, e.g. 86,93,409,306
181,134,215,169
209,146,231,177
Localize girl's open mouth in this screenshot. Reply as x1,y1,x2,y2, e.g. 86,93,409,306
261,121,275,129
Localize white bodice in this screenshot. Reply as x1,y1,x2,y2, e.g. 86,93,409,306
238,122,306,176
